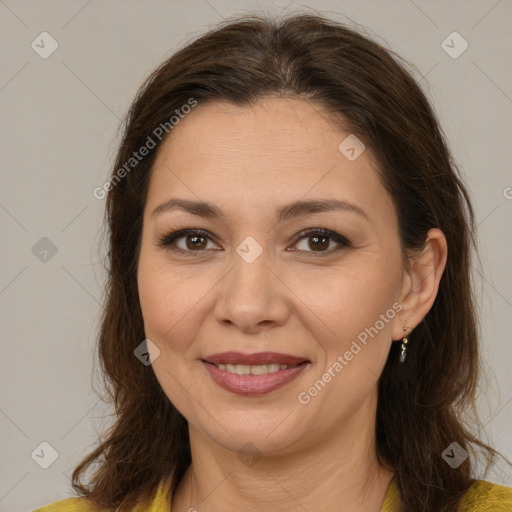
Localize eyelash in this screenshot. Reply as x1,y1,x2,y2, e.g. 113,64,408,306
157,226,352,257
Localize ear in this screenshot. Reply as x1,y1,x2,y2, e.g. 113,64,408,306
392,228,448,341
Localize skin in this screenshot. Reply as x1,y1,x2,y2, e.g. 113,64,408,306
137,97,448,511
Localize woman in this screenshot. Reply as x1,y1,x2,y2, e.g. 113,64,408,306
34,12,512,512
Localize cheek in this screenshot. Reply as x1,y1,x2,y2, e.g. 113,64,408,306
292,262,400,345
137,253,208,412
300,272,400,394
137,249,197,352
137,247,227,361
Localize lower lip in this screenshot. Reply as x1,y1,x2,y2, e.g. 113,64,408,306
203,361,308,396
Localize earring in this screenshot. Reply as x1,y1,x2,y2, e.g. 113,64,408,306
399,326,410,363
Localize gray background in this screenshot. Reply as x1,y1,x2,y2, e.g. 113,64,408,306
0,1,511,510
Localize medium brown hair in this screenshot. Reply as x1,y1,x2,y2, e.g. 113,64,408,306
72,12,509,512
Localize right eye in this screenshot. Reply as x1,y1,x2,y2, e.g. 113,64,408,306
158,228,221,254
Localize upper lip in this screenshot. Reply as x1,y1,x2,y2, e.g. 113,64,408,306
203,351,309,366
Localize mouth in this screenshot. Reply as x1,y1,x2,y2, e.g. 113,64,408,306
201,351,310,395
209,362,303,375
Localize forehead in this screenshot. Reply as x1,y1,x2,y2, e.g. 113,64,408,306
146,97,395,226
154,97,353,167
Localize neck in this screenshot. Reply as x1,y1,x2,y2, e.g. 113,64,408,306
171,405,395,511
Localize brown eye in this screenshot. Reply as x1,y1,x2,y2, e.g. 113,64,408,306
291,228,351,255
306,234,330,251
159,229,220,253
184,233,208,250
159,227,351,257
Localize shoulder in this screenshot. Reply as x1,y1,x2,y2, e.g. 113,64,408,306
460,479,512,511
381,476,512,512
32,477,172,512
32,497,101,512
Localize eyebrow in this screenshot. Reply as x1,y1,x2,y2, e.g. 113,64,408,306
151,198,370,223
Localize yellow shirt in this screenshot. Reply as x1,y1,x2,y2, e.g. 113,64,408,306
32,475,512,511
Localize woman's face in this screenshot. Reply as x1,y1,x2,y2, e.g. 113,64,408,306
137,97,407,455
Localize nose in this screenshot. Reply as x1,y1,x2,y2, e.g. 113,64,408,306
214,247,291,334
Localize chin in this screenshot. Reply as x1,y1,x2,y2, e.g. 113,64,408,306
190,407,307,455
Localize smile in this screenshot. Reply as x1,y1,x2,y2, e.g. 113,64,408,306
215,363,299,375
202,352,310,395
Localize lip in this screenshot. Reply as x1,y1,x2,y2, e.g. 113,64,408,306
202,352,310,396
203,351,308,366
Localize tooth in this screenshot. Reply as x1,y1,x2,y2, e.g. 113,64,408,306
235,364,251,375
216,363,297,375
250,364,268,375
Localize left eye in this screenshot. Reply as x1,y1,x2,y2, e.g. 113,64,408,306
158,228,351,256
291,228,351,255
